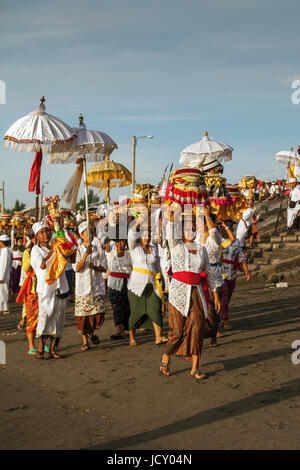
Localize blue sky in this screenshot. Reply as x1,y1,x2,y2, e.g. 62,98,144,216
1,0,300,208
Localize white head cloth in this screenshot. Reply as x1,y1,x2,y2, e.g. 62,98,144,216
32,222,49,235
78,221,88,235
0,234,10,242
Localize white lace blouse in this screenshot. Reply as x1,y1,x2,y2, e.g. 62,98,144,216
197,228,224,289
127,228,162,298
107,248,132,292
167,222,217,317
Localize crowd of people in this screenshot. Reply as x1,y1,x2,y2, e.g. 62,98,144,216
240,179,287,201
0,175,299,381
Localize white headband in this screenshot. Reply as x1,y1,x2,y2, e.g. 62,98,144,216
78,221,88,235
32,222,49,235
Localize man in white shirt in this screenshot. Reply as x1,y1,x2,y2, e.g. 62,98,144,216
236,199,256,248
0,234,12,315
31,222,70,359
287,178,300,229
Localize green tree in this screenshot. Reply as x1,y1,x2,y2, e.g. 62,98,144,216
4,199,26,214
76,189,101,211
12,199,26,212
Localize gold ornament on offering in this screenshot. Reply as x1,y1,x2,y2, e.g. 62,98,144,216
44,195,77,285
240,176,258,199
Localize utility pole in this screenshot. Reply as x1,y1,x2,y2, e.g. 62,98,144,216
132,136,136,195
131,136,153,195
0,180,5,214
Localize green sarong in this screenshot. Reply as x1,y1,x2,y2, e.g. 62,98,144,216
128,283,162,330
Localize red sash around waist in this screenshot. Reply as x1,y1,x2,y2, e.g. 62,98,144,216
220,257,242,272
16,271,35,304
109,272,130,279
172,271,210,305
13,258,22,261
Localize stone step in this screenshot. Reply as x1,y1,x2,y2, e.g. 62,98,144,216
259,236,271,242
258,243,272,250
270,236,282,243
267,250,292,259
283,243,300,249
282,236,298,242
246,263,259,272
255,258,271,265
271,258,291,265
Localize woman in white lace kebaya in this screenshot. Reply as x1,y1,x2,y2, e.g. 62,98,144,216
127,216,167,347
197,207,235,346
160,210,220,380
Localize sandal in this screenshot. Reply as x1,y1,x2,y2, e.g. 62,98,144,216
28,349,37,355
48,352,62,359
90,335,100,345
191,369,206,380
110,334,124,340
129,339,138,347
34,350,44,360
209,343,218,348
17,320,26,330
160,356,170,376
156,337,168,346
80,344,90,351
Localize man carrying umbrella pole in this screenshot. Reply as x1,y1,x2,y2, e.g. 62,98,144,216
82,155,94,302
30,222,71,359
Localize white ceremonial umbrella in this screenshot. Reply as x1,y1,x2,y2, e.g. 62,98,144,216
275,148,299,164
47,113,118,300
4,96,77,219
4,96,75,154
275,147,300,180
179,131,233,167
48,114,117,164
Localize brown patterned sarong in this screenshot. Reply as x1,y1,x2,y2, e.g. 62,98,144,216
166,287,219,361
75,294,105,335
76,314,105,336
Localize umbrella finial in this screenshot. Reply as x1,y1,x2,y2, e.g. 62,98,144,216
204,131,208,137
79,113,84,126
38,96,46,113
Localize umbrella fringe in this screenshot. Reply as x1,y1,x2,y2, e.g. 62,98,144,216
47,153,108,164
61,158,84,211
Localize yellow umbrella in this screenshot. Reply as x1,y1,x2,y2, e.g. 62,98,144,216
86,160,132,203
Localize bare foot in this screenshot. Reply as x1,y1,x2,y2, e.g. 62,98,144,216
191,370,206,380
160,354,170,376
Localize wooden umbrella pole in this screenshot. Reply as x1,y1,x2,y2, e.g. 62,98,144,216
83,155,94,302
35,193,39,221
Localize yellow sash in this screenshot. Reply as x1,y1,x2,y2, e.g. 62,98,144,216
133,267,164,304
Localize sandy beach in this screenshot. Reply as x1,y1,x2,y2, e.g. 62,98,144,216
1,280,299,450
